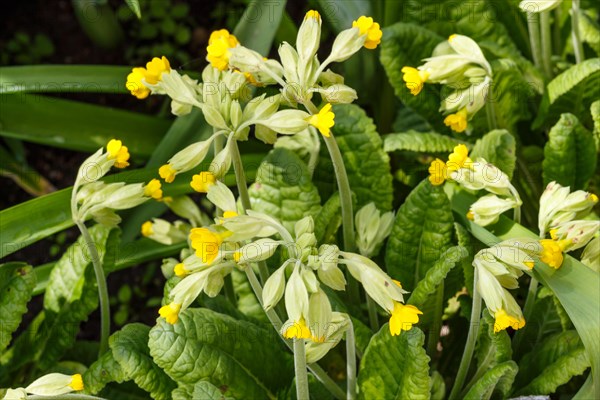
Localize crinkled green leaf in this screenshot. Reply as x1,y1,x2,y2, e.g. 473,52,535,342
407,246,467,309
358,327,431,400
385,179,454,290
516,330,583,390
384,131,465,153
316,104,394,211
380,23,445,132
430,371,446,400
313,192,342,244
455,222,475,295
249,148,321,232
517,348,590,396
463,361,518,400
192,381,234,400
542,113,597,189
591,100,600,150
0,263,36,352
171,385,193,400
471,129,517,179
110,323,176,400
392,107,433,133
534,58,600,129
149,308,293,399
580,10,600,55
83,349,126,395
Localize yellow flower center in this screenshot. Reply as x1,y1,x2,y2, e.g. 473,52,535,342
389,302,423,336
446,144,472,172
69,374,84,391
159,164,177,183
173,263,187,277
126,67,151,99
144,178,163,200
352,16,382,49
428,158,449,186
159,302,181,324
144,56,171,84
493,309,525,333
141,221,153,237
106,139,130,168
189,228,227,264
190,171,217,193
308,103,335,137
539,239,569,269
401,66,429,96
444,108,469,133
283,318,312,340
207,29,240,71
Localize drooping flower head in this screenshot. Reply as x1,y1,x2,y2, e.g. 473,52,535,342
207,29,240,71
159,164,177,183
159,302,181,324
444,108,468,133
428,158,449,186
352,16,383,49
144,56,171,84
106,139,130,168
401,66,430,96
493,308,525,333
126,67,151,99
189,227,229,264
144,178,163,200
389,302,423,336
190,171,217,193
308,103,335,137
539,238,569,269
446,144,472,171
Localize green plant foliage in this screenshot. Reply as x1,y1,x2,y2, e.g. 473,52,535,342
149,308,293,399
83,349,126,394
124,0,142,19
313,192,342,244
463,361,518,400
384,131,465,153
316,104,394,210
0,263,36,352
534,58,600,129
469,311,512,388
385,179,454,289
357,327,431,399
592,100,600,148
249,148,322,232
471,130,517,179
192,381,235,400
542,113,597,189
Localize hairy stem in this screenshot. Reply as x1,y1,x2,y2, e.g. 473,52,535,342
540,11,554,78
571,0,585,64
526,12,544,73
346,320,357,400
448,268,482,400
294,339,310,400
366,294,379,332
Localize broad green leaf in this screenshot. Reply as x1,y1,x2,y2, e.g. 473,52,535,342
0,263,36,352
430,371,446,400
38,224,113,370
149,308,293,398
385,179,454,290
316,0,371,33
516,330,584,390
0,144,54,196
590,100,600,150
455,222,475,294
249,148,321,232
392,107,433,133
380,23,445,132
316,104,394,211
110,323,176,400
517,347,590,396
234,0,287,55
0,94,170,156
384,131,465,153
83,349,126,395
358,327,431,400
450,189,600,399
232,269,267,322
313,192,342,244
407,246,467,309
124,0,141,19
193,381,234,400
542,113,597,189
463,361,518,400
171,385,193,400
471,130,517,179
534,58,600,129
580,10,600,55
0,66,130,94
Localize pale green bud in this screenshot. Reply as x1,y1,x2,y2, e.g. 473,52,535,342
317,265,346,291
257,109,310,135
210,140,233,178
75,148,112,186
318,69,345,85
551,220,600,251
475,259,506,312
307,288,332,342
538,181,598,235
205,269,227,298
447,34,492,75
355,203,394,257
316,84,358,104
581,236,599,272
468,194,520,227
295,216,315,237
255,125,278,144
25,373,82,397
230,100,243,129
328,28,365,63
200,103,229,130
144,218,188,245
285,266,309,321
90,208,121,227
207,181,237,214
164,196,207,227
102,183,147,210
279,42,299,82
262,263,288,310
242,94,281,122
221,214,278,242
150,70,202,108
3,388,27,399
234,239,281,264
161,257,179,279
171,99,192,116
297,11,322,62
451,159,513,197
167,136,215,173
301,268,319,293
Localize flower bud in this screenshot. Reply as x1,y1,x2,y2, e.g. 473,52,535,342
257,109,310,135
279,42,299,82
355,203,394,257
25,373,84,396
550,220,599,251
262,263,288,310
285,266,309,321
234,239,281,264
166,137,215,174
581,236,599,272
297,10,322,62
317,84,358,104
307,288,333,342
164,195,206,227
141,218,189,245
328,28,365,63
468,194,520,226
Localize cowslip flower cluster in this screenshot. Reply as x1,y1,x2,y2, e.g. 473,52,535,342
536,181,599,269
402,34,493,133
71,139,158,226
429,144,522,226
2,373,83,399
354,202,394,257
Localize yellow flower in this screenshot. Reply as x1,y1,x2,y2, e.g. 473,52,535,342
539,239,569,269
591,193,598,203
144,56,171,84
190,171,217,193
223,210,239,219
444,108,468,133
308,103,335,137
69,374,84,391
141,221,153,237
283,318,312,340
428,158,449,186
352,16,382,49
144,179,163,200
493,309,525,333
126,67,150,99
159,164,177,183
305,10,321,21
207,29,240,71
389,302,423,336
189,228,227,264
106,139,130,168
159,302,181,324
174,263,187,277
401,67,429,96
446,144,472,172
